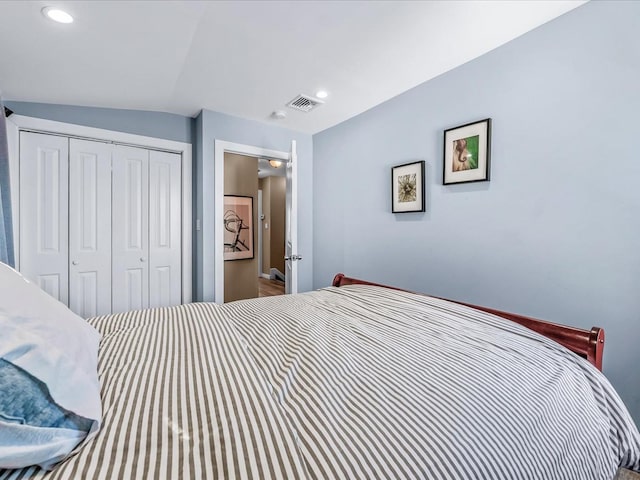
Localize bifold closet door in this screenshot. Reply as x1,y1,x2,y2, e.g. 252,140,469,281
68,139,112,318
19,132,69,303
112,145,149,313
149,150,182,308
20,134,183,315
112,147,182,312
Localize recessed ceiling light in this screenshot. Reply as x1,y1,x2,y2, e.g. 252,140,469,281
316,90,329,99
42,7,74,24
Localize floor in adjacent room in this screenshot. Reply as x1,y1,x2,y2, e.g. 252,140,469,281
258,277,285,297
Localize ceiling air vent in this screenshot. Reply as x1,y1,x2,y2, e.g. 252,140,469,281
286,94,324,113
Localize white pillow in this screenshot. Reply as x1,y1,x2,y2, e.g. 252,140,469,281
0,423,88,470
0,262,102,470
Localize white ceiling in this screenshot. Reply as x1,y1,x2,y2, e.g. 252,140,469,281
0,0,586,134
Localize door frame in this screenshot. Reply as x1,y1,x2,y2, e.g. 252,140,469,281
6,114,193,303
214,140,290,304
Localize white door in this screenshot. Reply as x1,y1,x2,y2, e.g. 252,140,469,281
19,132,69,303
285,140,298,295
112,145,149,313
257,189,263,277
69,139,112,318
148,150,182,308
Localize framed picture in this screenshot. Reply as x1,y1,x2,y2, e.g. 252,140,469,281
391,160,425,213
443,118,491,185
223,195,254,261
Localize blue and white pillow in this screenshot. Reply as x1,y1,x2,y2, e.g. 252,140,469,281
0,262,101,470
0,359,93,431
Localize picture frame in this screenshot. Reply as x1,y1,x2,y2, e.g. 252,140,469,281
391,160,425,213
223,195,254,261
443,118,491,185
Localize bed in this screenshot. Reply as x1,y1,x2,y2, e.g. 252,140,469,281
1,269,639,479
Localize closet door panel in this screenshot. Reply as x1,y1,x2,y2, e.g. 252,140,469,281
112,145,149,313
69,139,112,318
19,132,69,304
149,151,181,308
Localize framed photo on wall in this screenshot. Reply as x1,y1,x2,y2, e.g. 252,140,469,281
443,118,491,185
223,195,254,261
391,160,425,213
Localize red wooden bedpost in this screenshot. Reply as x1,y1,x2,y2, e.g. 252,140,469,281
589,327,604,372
332,273,345,287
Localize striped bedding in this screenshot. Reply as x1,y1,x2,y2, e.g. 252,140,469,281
2,285,639,479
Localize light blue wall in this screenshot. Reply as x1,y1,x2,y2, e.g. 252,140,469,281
0,98,14,267
4,102,193,144
195,109,313,301
313,0,640,424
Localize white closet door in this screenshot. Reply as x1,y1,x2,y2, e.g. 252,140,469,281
112,145,149,313
149,150,182,308
69,139,112,318
19,132,69,303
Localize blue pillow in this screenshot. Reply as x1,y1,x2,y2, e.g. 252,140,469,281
0,359,92,432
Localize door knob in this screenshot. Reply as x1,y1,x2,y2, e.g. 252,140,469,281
71,260,79,266
140,257,146,262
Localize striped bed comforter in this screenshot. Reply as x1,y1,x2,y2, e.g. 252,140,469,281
2,285,639,479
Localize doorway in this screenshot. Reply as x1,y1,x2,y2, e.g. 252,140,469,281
221,153,286,302
215,140,296,304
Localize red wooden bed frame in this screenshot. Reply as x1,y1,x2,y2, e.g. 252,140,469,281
332,273,605,371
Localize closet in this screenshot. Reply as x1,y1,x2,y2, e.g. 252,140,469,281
19,131,182,318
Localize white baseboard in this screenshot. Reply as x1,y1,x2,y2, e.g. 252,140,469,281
270,268,285,282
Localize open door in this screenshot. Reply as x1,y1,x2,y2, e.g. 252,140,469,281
285,140,299,294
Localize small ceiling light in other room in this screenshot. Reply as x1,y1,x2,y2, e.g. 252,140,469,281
42,7,74,24
269,160,283,168
315,90,329,99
